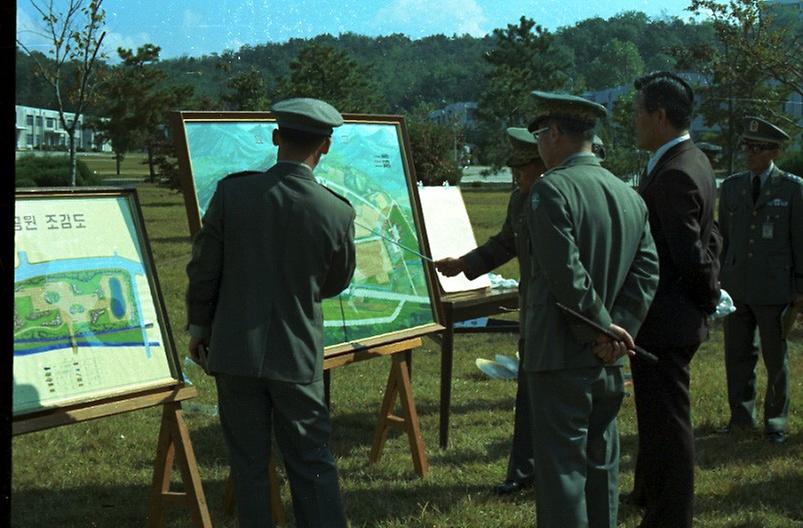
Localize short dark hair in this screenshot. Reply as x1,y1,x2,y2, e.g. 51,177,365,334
634,71,694,130
545,116,595,143
277,127,328,149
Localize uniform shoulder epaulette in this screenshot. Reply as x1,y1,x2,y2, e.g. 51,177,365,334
722,171,749,184
223,170,263,181
781,172,802,185
322,184,353,207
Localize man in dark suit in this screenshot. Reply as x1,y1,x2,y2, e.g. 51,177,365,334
436,126,545,496
629,72,722,528
524,91,658,528
186,98,356,528
719,116,803,444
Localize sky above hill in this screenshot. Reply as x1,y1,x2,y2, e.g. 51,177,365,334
17,0,696,60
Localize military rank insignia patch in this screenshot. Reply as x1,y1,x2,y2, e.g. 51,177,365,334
531,190,541,210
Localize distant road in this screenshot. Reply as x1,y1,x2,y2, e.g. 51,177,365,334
460,166,512,185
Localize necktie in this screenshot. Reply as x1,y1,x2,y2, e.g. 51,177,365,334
752,174,762,204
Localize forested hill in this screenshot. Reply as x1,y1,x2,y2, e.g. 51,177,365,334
16,11,715,113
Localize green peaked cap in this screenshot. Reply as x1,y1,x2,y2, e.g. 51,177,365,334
528,91,607,131
271,97,344,136
741,116,789,145
506,127,541,167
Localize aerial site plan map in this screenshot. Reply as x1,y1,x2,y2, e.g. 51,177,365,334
13,192,176,415
179,116,440,350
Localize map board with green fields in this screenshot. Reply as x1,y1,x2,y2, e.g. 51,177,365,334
174,113,442,353
13,190,179,416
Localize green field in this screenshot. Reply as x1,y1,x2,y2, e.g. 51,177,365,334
11,182,803,527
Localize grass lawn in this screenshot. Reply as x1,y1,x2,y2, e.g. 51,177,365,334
80,152,152,180
11,184,803,527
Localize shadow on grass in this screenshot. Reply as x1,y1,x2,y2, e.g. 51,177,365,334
11,479,233,528
150,235,193,244
695,472,803,521
693,427,802,469
343,481,490,527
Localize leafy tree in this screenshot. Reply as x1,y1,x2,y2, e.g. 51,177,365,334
585,39,645,91
599,90,649,182
91,44,194,181
475,17,568,168
689,0,801,98
221,66,269,110
675,0,797,174
17,0,107,186
272,43,386,113
405,104,462,186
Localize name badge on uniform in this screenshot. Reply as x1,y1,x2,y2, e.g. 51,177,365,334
762,222,774,239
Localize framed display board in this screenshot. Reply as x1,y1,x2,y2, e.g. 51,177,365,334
418,186,492,294
172,111,443,355
13,188,182,417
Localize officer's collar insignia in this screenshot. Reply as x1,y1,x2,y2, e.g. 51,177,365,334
749,120,759,132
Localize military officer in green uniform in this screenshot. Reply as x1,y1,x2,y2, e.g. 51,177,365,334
523,91,659,527
186,98,356,527
719,116,803,444
435,126,546,495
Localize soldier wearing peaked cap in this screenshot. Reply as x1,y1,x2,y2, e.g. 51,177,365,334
719,116,803,446
523,91,658,528
436,126,545,496
186,97,355,527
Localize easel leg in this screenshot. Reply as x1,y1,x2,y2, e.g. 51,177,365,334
440,307,455,449
147,402,212,528
370,353,429,477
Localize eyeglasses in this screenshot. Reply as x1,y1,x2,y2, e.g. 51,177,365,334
531,127,549,141
740,142,777,153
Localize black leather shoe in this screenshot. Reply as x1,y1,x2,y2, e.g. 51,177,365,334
766,431,786,444
494,479,531,495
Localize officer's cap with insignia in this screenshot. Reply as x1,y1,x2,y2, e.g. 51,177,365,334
741,116,789,146
271,97,344,136
506,127,541,167
528,91,608,131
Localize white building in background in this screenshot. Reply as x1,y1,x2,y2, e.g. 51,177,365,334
15,105,111,152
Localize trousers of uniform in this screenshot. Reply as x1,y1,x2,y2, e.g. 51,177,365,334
505,339,535,484
630,344,697,528
527,366,624,528
724,302,790,433
216,373,347,528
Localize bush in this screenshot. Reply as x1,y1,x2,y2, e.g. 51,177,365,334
15,155,103,188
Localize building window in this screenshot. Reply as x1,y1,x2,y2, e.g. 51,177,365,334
26,133,33,146
26,115,33,126
46,117,55,128
35,116,43,127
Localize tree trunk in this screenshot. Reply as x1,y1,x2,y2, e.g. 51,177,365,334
68,132,77,187
147,142,157,183
116,152,122,176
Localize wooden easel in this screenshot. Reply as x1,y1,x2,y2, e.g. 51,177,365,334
369,350,428,476
433,288,519,448
13,384,211,527
222,337,428,525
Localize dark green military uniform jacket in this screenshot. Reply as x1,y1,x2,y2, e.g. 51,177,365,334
462,188,530,323
186,161,356,383
719,165,803,305
523,153,659,372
